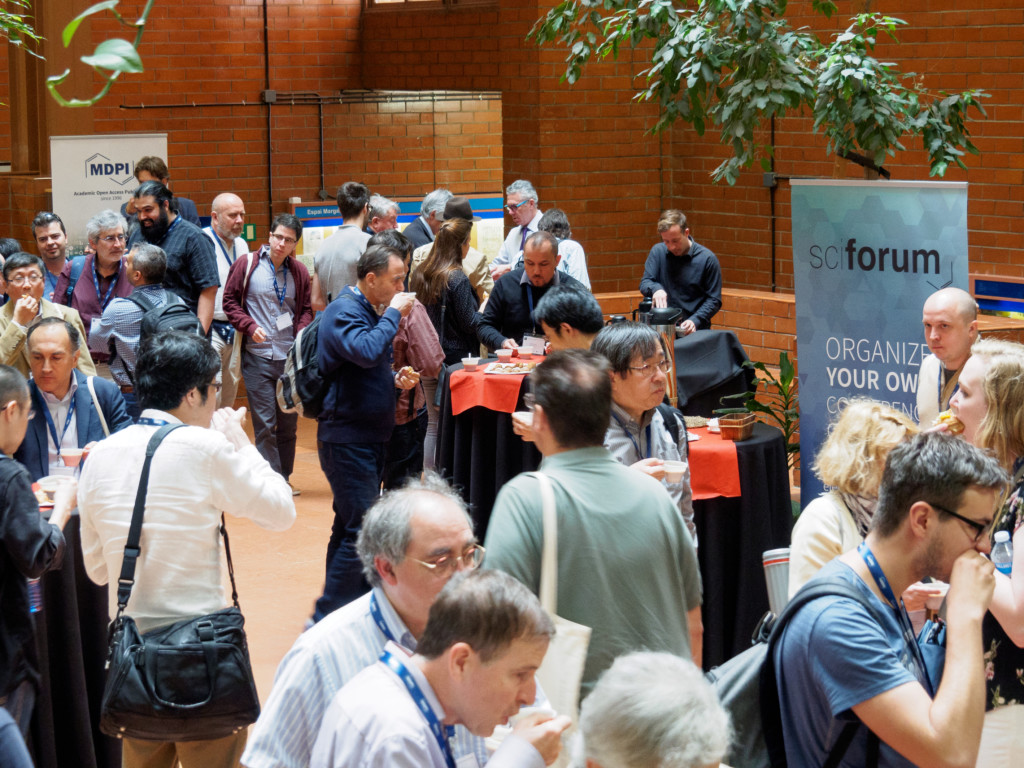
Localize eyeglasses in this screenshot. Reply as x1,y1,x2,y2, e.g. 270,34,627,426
629,359,672,378
410,544,486,575
506,199,530,214
99,234,127,244
8,274,43,286
929,501,994,543
270,233,297,245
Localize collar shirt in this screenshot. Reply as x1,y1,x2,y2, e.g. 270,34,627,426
420,215,436,242
495,210,544,267
128,216,220,312
245,248,297,361
204,226,250,322
37,375,79,472
88,284,170,386
76,408,295,632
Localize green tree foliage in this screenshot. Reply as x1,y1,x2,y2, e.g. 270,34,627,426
531,0,988,183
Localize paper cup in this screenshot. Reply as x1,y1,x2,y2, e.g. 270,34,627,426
61,448,85,467
663,460,687,483
762,548,791,616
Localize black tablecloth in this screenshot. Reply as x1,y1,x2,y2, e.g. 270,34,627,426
673,330,756,417
436,368,794,669
30,516,120,768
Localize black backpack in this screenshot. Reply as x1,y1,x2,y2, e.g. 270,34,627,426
276,311,326,419
128,290,204,348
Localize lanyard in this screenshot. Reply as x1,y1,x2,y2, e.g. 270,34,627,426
857,542,934,694
92,261,119,310
41,391,77,459
612,412,652,460
137,417,170,427
369,592,397,644
380,650,456,768
270,260,288,307
937,369,959,411
207,228,236,267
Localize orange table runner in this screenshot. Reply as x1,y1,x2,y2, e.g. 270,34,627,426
449,365,529,415
688,427,741,500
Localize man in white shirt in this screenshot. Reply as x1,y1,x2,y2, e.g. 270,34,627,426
311,569,571,768
204,193,249,407
916,286,978,426
243,473,490,768
491,180,544,281
77,331,296,768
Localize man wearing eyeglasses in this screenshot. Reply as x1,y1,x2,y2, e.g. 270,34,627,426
54,210,134,381
223,213,312,491
490,180,544,281
774,432,1006,768
0,253,96,379
243,474,493,768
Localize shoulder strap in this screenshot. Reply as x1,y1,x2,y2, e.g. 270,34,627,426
655,403,689,459
128,290,157,314
530,472,559,615
65,257,87,303
86,376,110,437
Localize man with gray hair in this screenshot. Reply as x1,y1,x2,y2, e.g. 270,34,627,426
311,569,571,768
411,194,494,302
491,179,543,281
402,188,452,250
54,209,134,379
366,194,399,234
311,181,371,310
243,474,490,768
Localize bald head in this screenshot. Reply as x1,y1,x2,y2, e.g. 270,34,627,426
211,193,246,241
922,287,978,370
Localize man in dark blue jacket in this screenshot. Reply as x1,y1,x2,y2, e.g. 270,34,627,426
14,318,132,480
314,244,416,621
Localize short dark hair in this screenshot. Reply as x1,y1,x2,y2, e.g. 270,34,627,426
538,208,572,240
872,431,1008,537
31,211,66,237
416,570,553,663
27,317,81,352
591,322,665,377
271,212,303,241
134,156,170,182
133,180,173,206
533,286,603,336
357,244,400,281
336,181,370,220
0,238,22,260
532,349,611,449
0,365,29,408
368,229,413,261
136,332,220,412
130,243,167,284
524,230,558,257
3,252,45,281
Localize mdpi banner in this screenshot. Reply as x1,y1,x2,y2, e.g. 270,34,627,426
791,180,968,505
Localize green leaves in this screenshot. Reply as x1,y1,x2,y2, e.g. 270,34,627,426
81,37,142,73
61,1,123,47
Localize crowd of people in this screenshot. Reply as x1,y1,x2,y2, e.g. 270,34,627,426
1,161,1021,768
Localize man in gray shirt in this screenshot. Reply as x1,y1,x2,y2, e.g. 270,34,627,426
312,182,371,310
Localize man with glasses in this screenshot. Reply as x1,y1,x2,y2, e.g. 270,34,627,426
486,349,703,695
0,252,96,378
491,179,544,282
54,210,134,380
223,213,312,492
592,321,697,542
243,473,492,768
774,431,1006,768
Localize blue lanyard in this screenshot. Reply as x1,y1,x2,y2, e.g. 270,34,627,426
92,261,119,310
612,412,652,460
137,417,170,427
270,260,288,308
369,593,397,644
380,650,456,768
857,542,933,694
41,392,77,459
207,228,236,267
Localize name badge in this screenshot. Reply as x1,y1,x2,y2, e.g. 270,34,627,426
276,313,293,331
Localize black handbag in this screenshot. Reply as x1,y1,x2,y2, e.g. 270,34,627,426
99,424,261,742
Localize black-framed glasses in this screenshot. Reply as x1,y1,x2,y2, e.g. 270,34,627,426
410,544,486,576
928,501,993,542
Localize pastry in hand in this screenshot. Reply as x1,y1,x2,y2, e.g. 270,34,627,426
935,410,965,435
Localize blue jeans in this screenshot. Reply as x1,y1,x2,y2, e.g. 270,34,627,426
382,408,428,491
314,440,386,621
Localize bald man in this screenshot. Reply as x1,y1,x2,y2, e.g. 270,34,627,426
917,286,978,426
204,193,250,407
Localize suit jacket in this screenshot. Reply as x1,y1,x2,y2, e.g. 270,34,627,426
0,299,97,378
402,217,433,250
15,370,132,481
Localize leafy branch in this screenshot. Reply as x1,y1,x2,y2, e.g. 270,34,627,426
530,0,988,184
0,0,42,57
46,0,154,108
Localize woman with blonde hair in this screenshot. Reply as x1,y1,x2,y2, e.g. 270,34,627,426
788,398,919,597
409,217,481,469
947,338,1024,766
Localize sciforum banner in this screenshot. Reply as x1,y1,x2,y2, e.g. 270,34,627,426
50,133,167,255
791,179,968,505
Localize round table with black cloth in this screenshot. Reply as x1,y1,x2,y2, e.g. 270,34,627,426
30,514,120,768
435,362,794,670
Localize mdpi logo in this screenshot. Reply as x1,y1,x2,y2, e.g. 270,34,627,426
85,154,134,186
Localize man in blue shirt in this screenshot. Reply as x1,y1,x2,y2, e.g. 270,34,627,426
774,432,1006,767
314,244,417,621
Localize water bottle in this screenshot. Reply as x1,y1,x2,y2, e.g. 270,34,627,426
27,577,42,613
992,530,1013,576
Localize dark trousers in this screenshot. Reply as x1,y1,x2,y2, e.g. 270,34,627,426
382,408,428,491
241,353,297,479
314,440,386,621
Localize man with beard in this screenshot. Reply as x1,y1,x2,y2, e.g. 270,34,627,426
31,212,77,303
127,180,219,333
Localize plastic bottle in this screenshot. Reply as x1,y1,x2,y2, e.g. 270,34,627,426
992,530,1013,576
27,578,42,613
